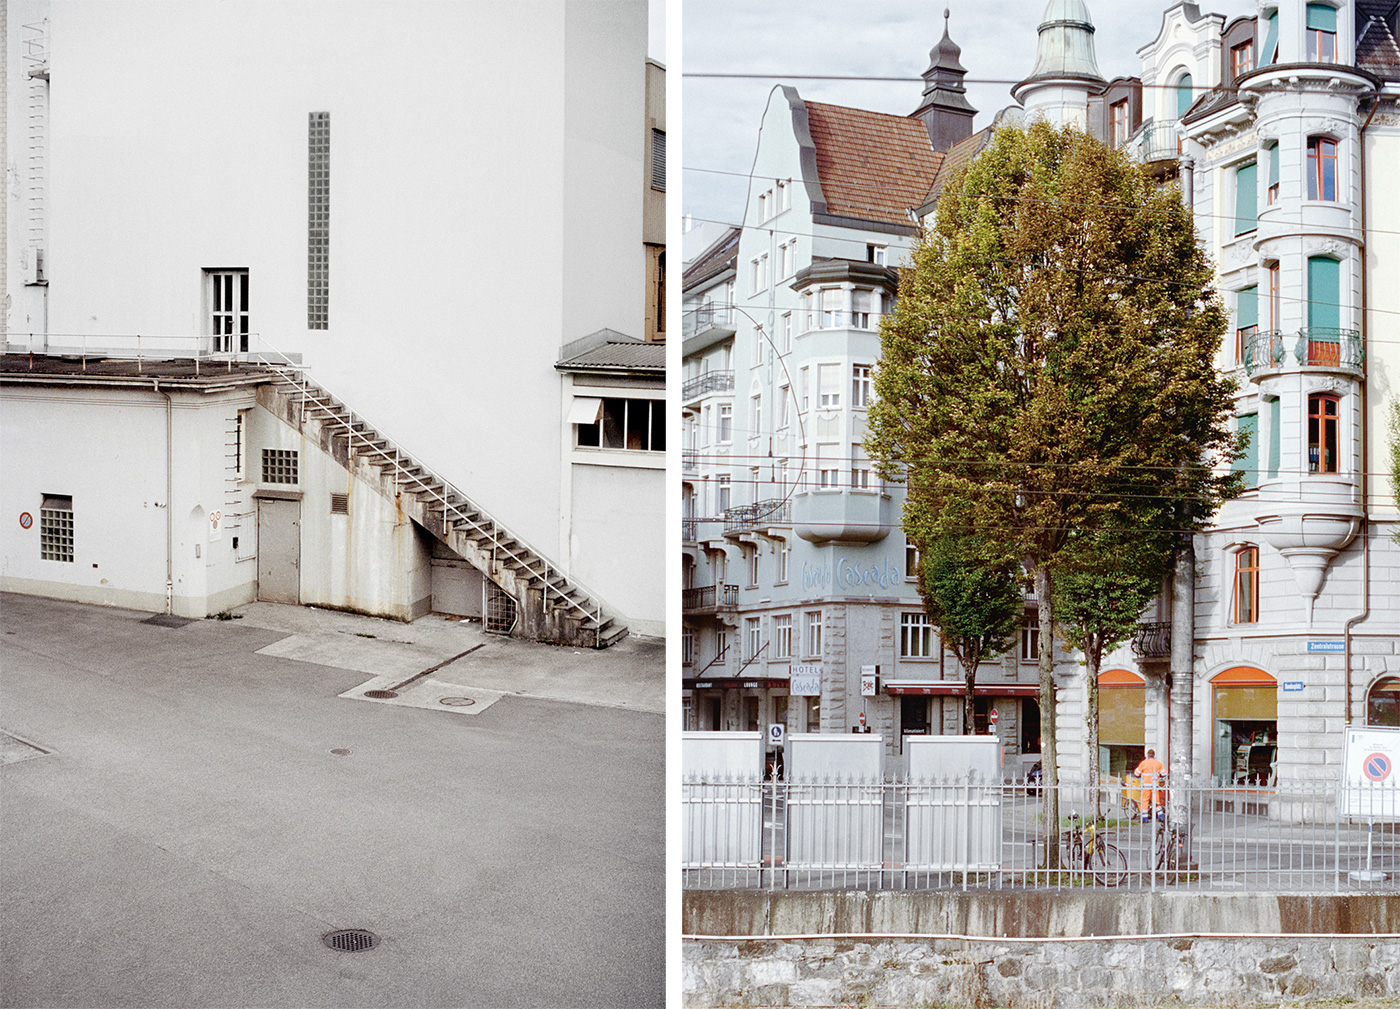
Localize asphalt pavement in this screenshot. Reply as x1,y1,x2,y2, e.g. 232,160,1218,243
0,593,665,1008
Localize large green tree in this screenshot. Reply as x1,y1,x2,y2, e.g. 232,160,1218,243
868,121,1241,862
917,530,1022,735
1054,527,1173,817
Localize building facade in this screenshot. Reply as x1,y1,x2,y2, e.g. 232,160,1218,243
683,0,1400,784
2,1,664,640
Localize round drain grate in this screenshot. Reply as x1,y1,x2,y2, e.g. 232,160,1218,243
323,929,379,952
363,689,399,699
438,696,476,707
329,748,351,756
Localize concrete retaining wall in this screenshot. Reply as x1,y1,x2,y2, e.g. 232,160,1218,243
683,891,1400,1007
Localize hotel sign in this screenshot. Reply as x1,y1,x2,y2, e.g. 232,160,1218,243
790,664,821,696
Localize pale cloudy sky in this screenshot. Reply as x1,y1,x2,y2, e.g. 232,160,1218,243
682,0,1259,232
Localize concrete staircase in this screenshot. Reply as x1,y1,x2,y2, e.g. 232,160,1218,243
258,366,627,648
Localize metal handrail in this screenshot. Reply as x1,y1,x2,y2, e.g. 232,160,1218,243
682,370,735,400
723,499,792,535
4,330,618,640
1296,327,1363,369
1242,329,1287,375
256,358,608,637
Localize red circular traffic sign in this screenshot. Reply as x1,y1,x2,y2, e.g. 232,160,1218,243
1363,753,1392,782
990,707,999,725
19,512,32,529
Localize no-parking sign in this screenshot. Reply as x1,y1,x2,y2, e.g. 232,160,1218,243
1343,726,1400,819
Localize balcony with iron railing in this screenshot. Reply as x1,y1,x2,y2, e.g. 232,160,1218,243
1124,119,1182,165
682,584,739,614
682,370,735,403
1243,328,1362,378
1131,621,1171,660
723,499,792,537
682,303,737,342
682,449,698,473
682,518,699,545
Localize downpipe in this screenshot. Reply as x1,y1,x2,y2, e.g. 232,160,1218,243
155,379,173,614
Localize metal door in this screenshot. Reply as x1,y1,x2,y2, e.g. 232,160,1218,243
257,498,300,603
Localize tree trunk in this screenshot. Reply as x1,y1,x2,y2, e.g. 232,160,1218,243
1170,535,1195,825
1085,634,1101,821
1035,564,1059,869
963,649,980,736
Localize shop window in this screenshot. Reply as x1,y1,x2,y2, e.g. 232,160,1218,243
1211,667,1277,784
1307,137,1337,201
1098,669,1147,777
1233,546,1259,624
1307,393,1339,473
1367,677,1400,727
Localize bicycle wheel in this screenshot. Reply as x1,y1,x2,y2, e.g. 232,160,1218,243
1092,841,1128,887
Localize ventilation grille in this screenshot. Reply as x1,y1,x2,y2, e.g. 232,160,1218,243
330,492,349,515
650,128,666,190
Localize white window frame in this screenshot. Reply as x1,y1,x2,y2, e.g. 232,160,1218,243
850,443,871,490
718,404,733,444
207,268,250,354
746,616,762,660
818,363,841,409
773,614,793,658
852,364,872,408
900,612,936,658
805,610,823,657
777,544,790,584
816,444,840,489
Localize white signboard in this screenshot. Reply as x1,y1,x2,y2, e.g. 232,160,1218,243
768,723,785,748
790,663,821,696
208,509,223,542
860,665,878,697
1342,725,1400,820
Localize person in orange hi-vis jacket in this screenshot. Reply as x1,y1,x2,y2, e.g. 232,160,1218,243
1134,749,1166,822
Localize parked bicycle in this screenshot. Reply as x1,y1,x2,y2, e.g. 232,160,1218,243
1153,817,1188,875
1060,812,1128,887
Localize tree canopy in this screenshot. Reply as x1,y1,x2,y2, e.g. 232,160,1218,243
867,121,1241,855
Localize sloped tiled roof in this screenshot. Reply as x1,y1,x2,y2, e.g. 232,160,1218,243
803,101,943,226
1356,6,1400,80
920,125,995,208
682,225,741,290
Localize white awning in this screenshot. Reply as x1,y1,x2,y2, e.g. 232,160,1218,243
567,396,603,424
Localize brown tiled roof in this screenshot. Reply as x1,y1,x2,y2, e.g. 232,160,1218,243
803,102,943,225
922,126,994,207
1357,8,1400,80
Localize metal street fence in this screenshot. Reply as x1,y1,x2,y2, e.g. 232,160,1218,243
681,775,1398,894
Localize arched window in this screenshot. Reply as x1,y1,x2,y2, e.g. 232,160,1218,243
1176,72,1194,118
1368,678,1400,727
1307,137,1338,201
1233,546,1259,624
1307,393,1339,473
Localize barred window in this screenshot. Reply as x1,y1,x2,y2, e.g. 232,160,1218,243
40,495,73,562
262,449,299,485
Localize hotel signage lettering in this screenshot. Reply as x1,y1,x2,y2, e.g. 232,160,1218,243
802,554,902,591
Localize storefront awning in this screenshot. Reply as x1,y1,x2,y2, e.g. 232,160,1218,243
883,680,1040,697
683,678,791,690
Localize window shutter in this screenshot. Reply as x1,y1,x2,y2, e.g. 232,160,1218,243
1261,13,1279,64
650,129,666,190
1176,73,1194,118
1268,143,1279,187
1237,413,1258,487
1307,256,1340,330
1234,162,1258,235
1237,286,1258,329
1267,398,1281,479
1306,3,1336,31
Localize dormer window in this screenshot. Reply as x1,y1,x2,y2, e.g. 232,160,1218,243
1110,99,1129,147
1231,40,1255,78
1306,3,1337,62
1260,10,1279,65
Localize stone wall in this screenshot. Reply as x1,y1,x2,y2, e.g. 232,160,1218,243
684,891,1400,1007
683,933,1399,1008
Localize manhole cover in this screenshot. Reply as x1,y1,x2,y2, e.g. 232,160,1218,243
330,748,350,755
322,929,379,952
438,696,476,707
363,689,399,699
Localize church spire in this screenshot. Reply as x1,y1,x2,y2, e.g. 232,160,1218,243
1011,0,1106,129
912,7,977,151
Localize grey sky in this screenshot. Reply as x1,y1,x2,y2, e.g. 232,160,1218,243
682,0,1258,233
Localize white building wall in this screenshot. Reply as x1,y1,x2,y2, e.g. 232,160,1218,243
22,0,649,627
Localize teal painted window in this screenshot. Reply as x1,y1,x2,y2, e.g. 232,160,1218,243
1261,12,1279,65
1307,256,1341,330
1267,398,1281,479
1267,143,1279,203
1236,285,1258,362
1235,163,1258,235
1176,73,1194,118
1237,413,1259,487
1306,4,1336,31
